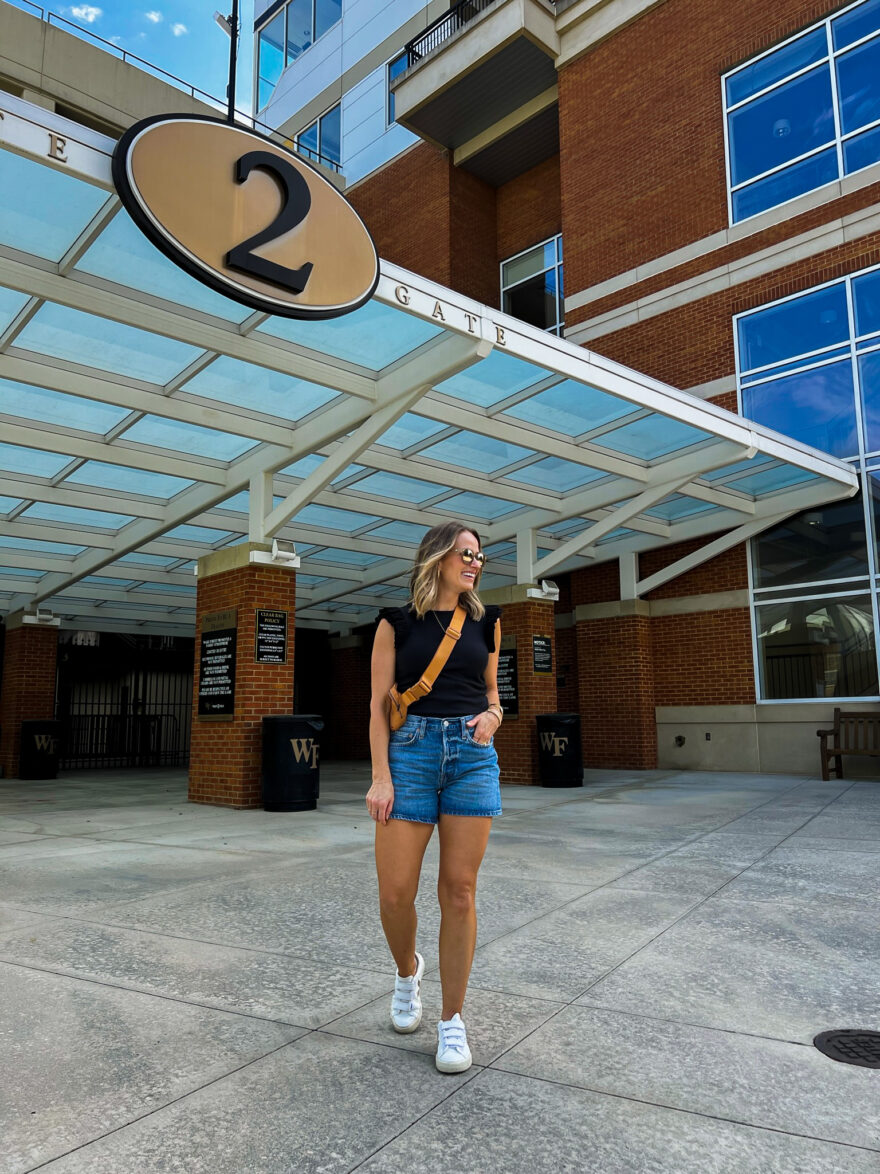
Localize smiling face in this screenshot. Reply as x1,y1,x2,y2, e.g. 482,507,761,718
437,529,482,600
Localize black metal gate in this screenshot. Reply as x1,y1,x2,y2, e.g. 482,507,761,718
56,633,193,769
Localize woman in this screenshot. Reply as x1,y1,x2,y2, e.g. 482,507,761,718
366,521,503,1073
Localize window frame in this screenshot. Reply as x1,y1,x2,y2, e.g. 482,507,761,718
254,0,343,111
722,0,880,225
499,234,564,337
295,101,342,170
735,263,880,702
387,50,408,128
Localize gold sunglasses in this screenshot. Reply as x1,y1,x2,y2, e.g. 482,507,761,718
455,547,486,567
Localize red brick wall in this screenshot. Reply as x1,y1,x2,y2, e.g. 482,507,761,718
494,600,557,784
348,143,454,287
576,614,656,768
558,0,848,294
570,563,621,605
323,640,372,761
349,145,562,308
0,624,58,779
652,608,756,706
189,564,295,808
641,541,748,599
574,232,880,389
497,154,561,261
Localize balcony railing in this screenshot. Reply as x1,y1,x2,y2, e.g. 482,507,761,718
405,0,555,68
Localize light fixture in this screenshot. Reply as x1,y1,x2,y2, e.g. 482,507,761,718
772,118,791,138
213,10,232,36
526,579,560,601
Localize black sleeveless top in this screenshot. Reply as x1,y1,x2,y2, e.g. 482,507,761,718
378,605,501,718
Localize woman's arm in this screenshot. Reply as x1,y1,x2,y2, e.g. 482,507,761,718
366,618,396,824
468,618,503,742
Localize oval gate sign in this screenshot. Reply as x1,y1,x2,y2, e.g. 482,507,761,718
112,114,379,319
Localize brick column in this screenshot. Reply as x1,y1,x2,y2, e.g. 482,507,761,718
575,601,656,769
482,587,557,785
0,614,60,780
189,544,295,808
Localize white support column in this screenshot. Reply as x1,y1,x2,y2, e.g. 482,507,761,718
516,528,536,584
248,469,274,544
619,552,639,600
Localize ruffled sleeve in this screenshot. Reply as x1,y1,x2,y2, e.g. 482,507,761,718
377,606,411,648
483,605,502,652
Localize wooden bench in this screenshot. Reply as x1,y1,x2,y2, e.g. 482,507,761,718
817,709,880,780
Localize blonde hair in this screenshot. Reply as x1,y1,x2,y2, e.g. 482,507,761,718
410,521,485,621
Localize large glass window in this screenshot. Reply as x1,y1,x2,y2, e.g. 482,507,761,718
724,0,880,223
255,0,342,109
736,264,880,699
500,236,564,336
257,11,285,111
296,103,341,169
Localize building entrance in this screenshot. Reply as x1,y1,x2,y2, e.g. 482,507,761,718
56,633,193,770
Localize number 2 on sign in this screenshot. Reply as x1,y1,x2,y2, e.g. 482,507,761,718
225,150,314,293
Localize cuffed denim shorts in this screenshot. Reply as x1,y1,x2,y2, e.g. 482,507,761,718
388,714,502,824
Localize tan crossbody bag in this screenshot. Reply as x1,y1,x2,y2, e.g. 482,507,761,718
388,604,466,731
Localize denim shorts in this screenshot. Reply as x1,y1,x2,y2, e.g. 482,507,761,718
387,714,502,824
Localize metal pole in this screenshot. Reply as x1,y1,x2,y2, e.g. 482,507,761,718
226,0,238,124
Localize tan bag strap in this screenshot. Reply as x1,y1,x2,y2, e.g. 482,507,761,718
397,603,466,709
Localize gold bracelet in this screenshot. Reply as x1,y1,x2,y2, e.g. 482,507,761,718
487,706,503,726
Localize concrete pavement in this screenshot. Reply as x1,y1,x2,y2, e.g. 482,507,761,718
1,765,879,1172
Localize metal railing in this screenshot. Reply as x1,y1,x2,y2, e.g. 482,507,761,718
3,0,343,172
404,0,555,68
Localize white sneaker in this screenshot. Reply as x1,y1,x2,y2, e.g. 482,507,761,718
390,951,424,1033
435,1013,472,1073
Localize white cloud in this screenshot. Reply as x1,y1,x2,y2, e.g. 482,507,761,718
171,21,187,35
145,10,163,22
68,4,102,21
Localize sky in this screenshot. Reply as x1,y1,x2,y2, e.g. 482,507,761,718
39,0,255,114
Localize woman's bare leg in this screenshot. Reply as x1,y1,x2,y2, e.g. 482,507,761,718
436,814,492,1018
375,819,435,976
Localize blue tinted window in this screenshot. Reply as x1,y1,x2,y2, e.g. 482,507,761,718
315,0,341,39
854,270,880,337
257,11,285,108
728,68,834,187
727,29,827,106
742,361,858,458
320,104,341,166
732,149,838,221
737,285,848,371
836,37,880,134
725,3,880,223
858,351,880,450
298,121,319,159
833,0,880,49
286,0,312,62
843,123,880,174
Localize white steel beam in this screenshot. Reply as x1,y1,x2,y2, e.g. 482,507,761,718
261,334,491,539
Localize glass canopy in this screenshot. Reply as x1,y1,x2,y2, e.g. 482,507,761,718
0,96,859,634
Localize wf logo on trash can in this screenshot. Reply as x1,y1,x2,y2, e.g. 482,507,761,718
539,731,569,758
290,737,319,770
33,732,58,754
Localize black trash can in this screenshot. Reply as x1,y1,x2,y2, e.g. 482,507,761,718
19,719,61,780
262,714,324,811
536,713,583,787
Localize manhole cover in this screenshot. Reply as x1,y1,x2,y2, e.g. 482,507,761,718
813,1030,880,1068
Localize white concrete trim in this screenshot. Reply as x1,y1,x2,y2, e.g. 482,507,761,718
564,164,880,320
566,198,880,344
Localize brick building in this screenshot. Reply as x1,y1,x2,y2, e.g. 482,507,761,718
252,0,880,776
0,1,872,802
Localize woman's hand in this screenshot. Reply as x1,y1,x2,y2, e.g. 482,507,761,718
466,711,500,746
366,777,394,825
